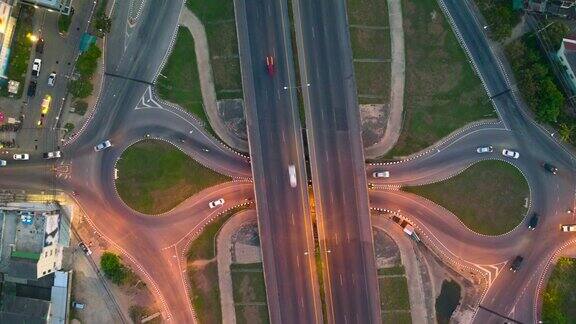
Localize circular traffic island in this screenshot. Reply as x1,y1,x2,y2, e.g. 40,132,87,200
115,140,231,214
404,160,529,235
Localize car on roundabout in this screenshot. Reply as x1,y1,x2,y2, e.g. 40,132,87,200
13,153,29,160
372,170,390,178
94,140,112,152
208,198,225,209
0,160,6,167
543,163,557,174
561,224,576,232
509,255,524,272
528,213,538,230
476,146,493,153
43,151,61,159
502,149,519,159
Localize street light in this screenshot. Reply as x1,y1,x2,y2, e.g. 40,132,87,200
27,33,38,42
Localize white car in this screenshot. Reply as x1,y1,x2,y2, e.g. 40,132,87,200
32,58,41,77
288,165,297,188
94,140,112,152
47,72,56,86
43,151,61,159
476,146,493,153
561,224,576,232
13,154,29,160
372,171,390,178
0,160,6,167
502,149,519,159
208,198,225,209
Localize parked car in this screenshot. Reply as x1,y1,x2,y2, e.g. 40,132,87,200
77,242,92,256
208,198,225,209
528,213,538,230
35,38,44,54
502,149,519,159
13,154,29,160
509,256,524,272
0,160,6,167
27,80,37,97
32,58,41,77
543,163,557,174
476,146,493,153
71,301,85,310
42,151,61,159
94,140,112,152
47,72,56,86
561,224,576,232
372,170,390,178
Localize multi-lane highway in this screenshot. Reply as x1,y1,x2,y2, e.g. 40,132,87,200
1,0,576,323
293,0,381,322
233,0,322,322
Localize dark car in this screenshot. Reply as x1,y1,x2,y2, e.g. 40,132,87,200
27,80,37,97
510,256,524,272
543,163,558,174
77,242,92,255
35,38,44,54
528,213,538,230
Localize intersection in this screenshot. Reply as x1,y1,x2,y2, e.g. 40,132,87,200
1,0,575,323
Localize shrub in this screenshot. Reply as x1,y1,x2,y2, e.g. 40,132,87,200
68,78,93,98
64,122,74,133
100,252,128,285
74,100,88,115
76,44,101,78
58,9,74,34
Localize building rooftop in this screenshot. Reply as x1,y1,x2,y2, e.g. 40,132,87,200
0,294,50,324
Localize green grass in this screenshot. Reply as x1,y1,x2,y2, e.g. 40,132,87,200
187,0,243,99
349,28,390,58
347,0,389,26
58,10,73,33
404,160,528,235
115,140,230,214
235,305,270,324
231,263,267,303
188,262,222,324
382,311,412,323
6,5,34,97
156,29,208,128
541,257,576,323
436,280,461,324
379,276,410,310
378,265,405,276
354,62,390,101
385,0,496,158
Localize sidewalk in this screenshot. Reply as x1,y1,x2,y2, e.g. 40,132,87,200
215,209,257,324
178,7,249,153
364,0,406,159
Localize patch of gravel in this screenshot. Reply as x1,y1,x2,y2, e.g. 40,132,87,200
360,103,389,147
373,228,401,268
231,222,261,264
218,99,247,141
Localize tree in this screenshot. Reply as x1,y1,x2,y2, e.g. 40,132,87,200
535,78,563,124
74,100,88,115
94,13,112,35
68,78,93,98
64,122,74,133
76,44,101,78
100,252,127,284
558,123,575,142
542,21,570,50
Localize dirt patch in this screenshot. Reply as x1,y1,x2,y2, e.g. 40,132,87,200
373,228,401,268
218,99,247,141
361,103,389,147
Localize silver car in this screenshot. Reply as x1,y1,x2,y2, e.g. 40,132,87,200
476,146,493,153
502,149,519,159
208,198,225,209
94,140,112,152
0,160,6,167
13,153,29,160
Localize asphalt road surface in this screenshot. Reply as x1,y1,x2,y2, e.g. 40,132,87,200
233,0,322,322
292,0,381,322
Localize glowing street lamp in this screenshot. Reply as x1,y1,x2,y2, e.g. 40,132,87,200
26,33,38,42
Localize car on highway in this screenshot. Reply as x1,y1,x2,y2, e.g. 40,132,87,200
78,242,92,255
32,58,41,77
528,213,538,230
543,163,557,174
372,170,390,178
94,140,112,152
0,160,6,167
509,255,524,272
43,151,61,159
35,38,44,54
502,149,519,159
13,154,29,160
47,72,56,86
208,198,225,209
37,95,51,127
561,224,576,232
27,80,37,97
288,164,297,188
476,146,493,154
266,56,275,76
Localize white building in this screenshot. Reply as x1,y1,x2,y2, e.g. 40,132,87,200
557,35,576,94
